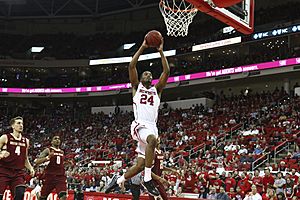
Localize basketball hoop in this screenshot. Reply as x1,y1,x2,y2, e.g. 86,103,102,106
159,0,198,37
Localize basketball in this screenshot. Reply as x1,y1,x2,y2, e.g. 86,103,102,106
145,30,163,48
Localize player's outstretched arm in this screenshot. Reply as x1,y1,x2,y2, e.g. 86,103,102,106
129,40,148,90
163,166,180,176
0,135,9,159
25,139,35,176
155,39,170,96
151,172,169,187
34,148,51,166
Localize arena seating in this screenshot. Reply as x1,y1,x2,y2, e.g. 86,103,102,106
0,88,299,197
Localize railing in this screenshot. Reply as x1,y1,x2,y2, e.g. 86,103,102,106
216,133,226,144
273,141,289,163
229,123,243,140
252,153,270,171
172,143,206,166
175,123,245,165
76,154,97,167
188,143,206,160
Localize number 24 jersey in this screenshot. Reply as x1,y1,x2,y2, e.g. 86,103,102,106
133,83,160,124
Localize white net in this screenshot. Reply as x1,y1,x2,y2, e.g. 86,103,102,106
159,0,198,37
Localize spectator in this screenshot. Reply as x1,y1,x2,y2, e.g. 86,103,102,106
277,192,285,200
236,186,246,200
228,187,237,200
238,144,248,155
278,161,287,172
238,172,251,194
254,144,264,155
262,187,277,200
114,105,120,115
273,172,286,194
217,187,230,200
225,172,236,192
294,178,300,198
244,185,262,200
252,169,264,194
290,169,299,183
208,187,218,200
284,178,294,199
263,169,275,192
198,186,208,199
183,170,197,193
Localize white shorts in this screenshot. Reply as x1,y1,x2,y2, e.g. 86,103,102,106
131,120,158,157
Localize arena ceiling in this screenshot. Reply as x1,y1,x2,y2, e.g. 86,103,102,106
0,0,292,19
0,0,158,19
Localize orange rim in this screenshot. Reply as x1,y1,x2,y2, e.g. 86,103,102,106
159,0,198,13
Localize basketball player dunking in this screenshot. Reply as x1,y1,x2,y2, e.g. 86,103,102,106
105,37,170,196
35,136,67,200
0,116,35,200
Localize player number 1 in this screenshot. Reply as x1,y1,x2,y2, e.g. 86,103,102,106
56,156,61,164
15,146,21,156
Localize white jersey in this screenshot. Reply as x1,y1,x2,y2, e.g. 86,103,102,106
133,83,160,124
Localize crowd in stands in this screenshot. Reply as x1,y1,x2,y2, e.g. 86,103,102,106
0,87,299,199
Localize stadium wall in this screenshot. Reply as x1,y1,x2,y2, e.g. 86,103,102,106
91,97,214,114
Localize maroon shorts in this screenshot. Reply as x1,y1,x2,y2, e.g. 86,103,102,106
148,180,168,200
0,167,26,196
41,174,67,197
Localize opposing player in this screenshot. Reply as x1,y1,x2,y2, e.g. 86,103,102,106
35,136,67,200
128,138,178,200
148,144,172,200
0,116,35,200
105,36,170,196
143,138,178,200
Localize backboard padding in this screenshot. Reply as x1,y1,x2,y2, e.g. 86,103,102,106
186,0,254,34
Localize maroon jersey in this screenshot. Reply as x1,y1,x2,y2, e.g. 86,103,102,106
152,149,164,176
0,133,27,170
44,147,65,176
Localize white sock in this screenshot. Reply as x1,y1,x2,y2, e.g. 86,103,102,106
117,175,125,185
144,167,152,182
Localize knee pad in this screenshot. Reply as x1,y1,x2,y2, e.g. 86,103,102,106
14,186,26,200
58,191,67,199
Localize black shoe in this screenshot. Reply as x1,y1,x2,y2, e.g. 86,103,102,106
142,180,160,197
105,175,119,194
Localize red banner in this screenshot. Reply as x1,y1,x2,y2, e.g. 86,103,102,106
3,190,70,200
3,190,197,200
83,192,198,200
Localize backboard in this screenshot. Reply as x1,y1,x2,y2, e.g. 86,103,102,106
187,0,255,34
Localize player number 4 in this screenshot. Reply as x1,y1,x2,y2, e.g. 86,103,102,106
140,94,154,106
15,146,21,156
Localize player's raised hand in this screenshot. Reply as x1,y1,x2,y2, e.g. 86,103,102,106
142,39,149,49
29,167,35,177
0,150,10,159
157,38,164,52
